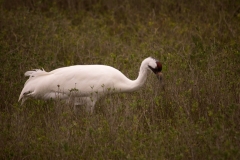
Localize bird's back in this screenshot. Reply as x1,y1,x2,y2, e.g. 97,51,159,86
19,65,131,102
50,65,129,86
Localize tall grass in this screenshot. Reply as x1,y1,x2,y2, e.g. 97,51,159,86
0,0,240,159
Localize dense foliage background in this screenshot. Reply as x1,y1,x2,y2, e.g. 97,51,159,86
0,0,240,159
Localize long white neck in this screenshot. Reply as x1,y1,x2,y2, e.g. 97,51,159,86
131,67,149,91
119,59,150,92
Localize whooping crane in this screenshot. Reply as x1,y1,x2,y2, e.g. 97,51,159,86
19,57,163,112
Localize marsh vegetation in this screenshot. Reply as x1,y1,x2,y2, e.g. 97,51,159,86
0,0,240,159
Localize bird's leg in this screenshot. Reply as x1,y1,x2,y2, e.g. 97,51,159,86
74,97,97,114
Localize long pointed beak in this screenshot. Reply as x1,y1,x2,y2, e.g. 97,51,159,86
157,72,163,81
156,72,165,90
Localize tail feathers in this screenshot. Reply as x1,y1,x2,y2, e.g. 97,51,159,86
24,71,36,77
23,69,48,87
24,68,46,77
19,96,28,105
19,68,48,104
18,91,34,104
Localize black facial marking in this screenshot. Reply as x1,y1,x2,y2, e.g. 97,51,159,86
148,61,162,74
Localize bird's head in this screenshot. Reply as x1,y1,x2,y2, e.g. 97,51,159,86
147,57,164,88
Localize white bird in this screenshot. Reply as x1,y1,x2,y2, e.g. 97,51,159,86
19,57,163,112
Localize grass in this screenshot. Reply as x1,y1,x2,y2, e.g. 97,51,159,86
0,0,240,159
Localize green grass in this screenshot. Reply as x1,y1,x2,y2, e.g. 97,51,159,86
0,0,240,159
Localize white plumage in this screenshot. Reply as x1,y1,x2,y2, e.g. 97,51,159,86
19,57,163,112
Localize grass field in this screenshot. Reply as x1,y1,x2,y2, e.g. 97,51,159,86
0,0,240,159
